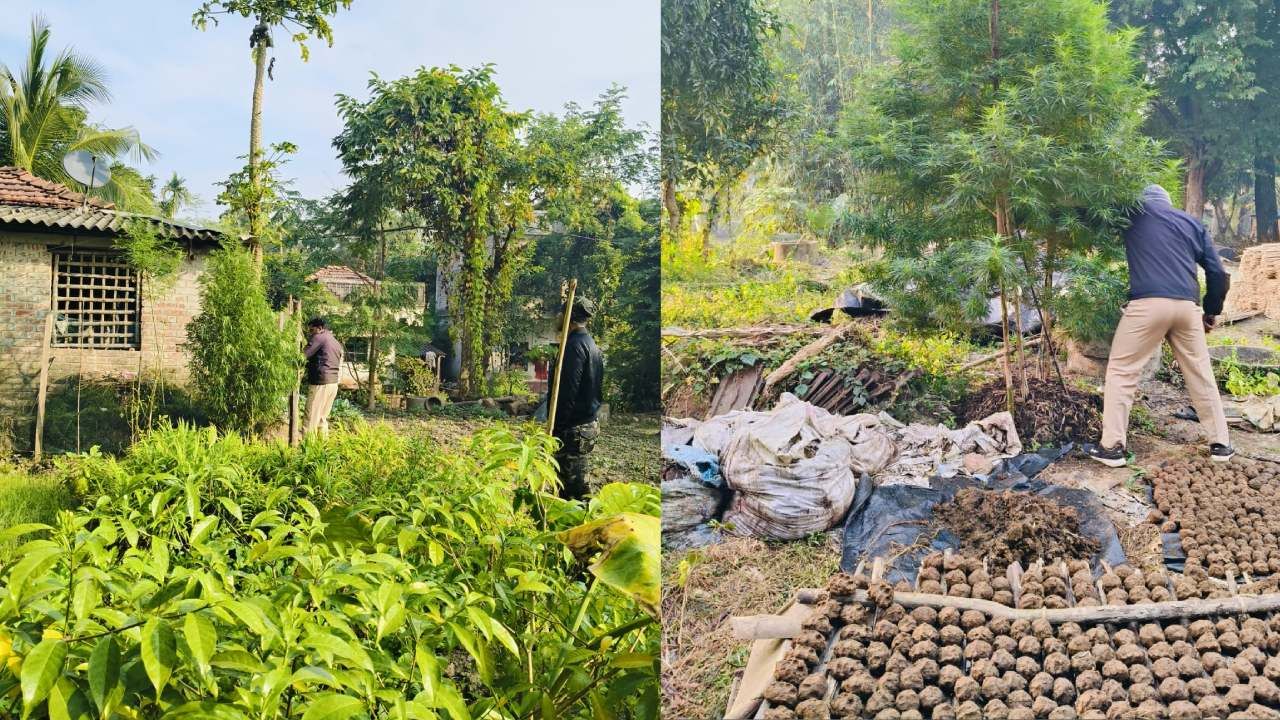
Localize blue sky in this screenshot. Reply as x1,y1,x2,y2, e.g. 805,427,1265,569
0,1,658,219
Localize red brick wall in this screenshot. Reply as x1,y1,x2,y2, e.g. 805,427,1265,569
0,233,208,411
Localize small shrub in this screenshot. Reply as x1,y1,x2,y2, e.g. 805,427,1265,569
186,246,301,434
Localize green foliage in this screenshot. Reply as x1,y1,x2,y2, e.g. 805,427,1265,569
334,66,525,398
0,423,657,718
604,204,661,412
662,272,830,328
186,247,301,434
1052,252,1128,346
119,219,183,299
192,0,355,60
1216,350,1280,398
216,142,299,251
0,467,70,559
661,0,788,194
393,356,437,397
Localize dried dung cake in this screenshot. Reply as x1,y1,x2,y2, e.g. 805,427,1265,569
932,488,1100,570
757,569,1280,720
958,379,1101,447
1150,457,1280,580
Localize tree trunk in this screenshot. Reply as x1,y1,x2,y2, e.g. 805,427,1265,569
662,177,681,239
1013,287,1028,399
1212,197,1229,239
248,22,270,266
366,230,387,412
1184,154,1207,220
1255,153,1279,243
998,285,1014,415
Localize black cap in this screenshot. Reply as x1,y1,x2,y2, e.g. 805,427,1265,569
571,296,596,320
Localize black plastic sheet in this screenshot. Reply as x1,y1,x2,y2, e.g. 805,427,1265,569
839,446,1127,584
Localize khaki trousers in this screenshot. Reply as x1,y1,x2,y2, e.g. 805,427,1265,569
1101,298,1229,448
303,383,339,438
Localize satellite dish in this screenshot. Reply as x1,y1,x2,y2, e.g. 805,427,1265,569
61,150,112,191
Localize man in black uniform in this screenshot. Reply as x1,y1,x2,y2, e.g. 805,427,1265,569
551,296,605,500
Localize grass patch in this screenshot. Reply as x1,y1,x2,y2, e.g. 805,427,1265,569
0,465,73,557
660,536,842,720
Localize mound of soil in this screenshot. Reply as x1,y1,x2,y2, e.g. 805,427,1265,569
933,487,1100,569
958,378,1101,447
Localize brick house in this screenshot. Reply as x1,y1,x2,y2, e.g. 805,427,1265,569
0,166,223,411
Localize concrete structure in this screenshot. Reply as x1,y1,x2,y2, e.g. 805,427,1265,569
0,167,223,411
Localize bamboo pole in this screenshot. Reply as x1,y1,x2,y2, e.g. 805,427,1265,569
288,298,301,447
731,590,1280,640
32,312,55,462
545,279,578,434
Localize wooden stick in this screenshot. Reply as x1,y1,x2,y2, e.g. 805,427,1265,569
545,279,578,434
958,336,1044,372
732,590,1280,639
288,298,302,447
762,323,854,393
662,325,827,339
32,312,55,462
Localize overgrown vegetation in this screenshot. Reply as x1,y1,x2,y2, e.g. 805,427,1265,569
0,423,658,718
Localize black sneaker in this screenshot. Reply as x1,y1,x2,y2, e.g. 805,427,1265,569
1210,443,1235,462
1085,443,1127,468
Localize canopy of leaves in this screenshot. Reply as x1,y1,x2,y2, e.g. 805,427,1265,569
192,0,354,58
846,0,1170,330
661,0,788,192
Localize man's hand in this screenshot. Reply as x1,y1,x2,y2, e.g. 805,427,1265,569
1203,314,1216,333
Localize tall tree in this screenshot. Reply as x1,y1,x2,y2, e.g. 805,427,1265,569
193,0,353,262
0,16,157,211
1110,0,1262,220
1245,1,1280,243
334,66,527,397
848,0,1168,403
158,172,195,218
661,0,787,241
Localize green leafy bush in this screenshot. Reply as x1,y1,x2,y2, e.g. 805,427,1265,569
0,423,657,719
1052,253,1128,346
186,247,301,434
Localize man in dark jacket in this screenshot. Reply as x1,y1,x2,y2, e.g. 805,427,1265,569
1086,184,1233,467
302,317,344,437
551,296,605,500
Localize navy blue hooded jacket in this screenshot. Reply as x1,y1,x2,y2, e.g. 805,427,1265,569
1122,185,1230,316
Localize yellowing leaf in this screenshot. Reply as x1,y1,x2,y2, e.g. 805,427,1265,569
557,513,659,617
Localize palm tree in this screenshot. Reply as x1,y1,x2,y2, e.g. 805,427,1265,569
159,173,196,218
0,15,158,211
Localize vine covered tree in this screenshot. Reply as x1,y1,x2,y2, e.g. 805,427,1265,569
661,0,787,241
334,66,527,397
848,0,1170,409
193,0,353,260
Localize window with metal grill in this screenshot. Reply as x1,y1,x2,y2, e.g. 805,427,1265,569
51,250,141,349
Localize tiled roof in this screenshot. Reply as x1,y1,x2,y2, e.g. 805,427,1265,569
0,166,111,209
0,166,222,244
306,265,375,286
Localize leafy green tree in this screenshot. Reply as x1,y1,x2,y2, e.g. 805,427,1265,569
661,0,788,240
158,172,196,218
0,16,157,211
606,200,661,411
216,141,298,254
848,0,1168,403
193,0,353,261
333,66,527,398
186,246,300,433
1110,0,1261,219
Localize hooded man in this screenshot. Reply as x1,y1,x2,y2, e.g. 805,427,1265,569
1085,184,1233,467
550,296,605,500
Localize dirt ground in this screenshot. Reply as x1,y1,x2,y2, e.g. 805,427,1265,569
660,321,1279,717
379,410,661,487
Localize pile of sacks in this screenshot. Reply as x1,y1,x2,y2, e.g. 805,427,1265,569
661,393,1022,542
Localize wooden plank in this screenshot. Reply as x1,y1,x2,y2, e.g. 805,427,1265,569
731,590,1280,639
705,364,763,419
32,312,56,462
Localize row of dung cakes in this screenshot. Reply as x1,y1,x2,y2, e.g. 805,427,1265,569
748,555,1280,720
